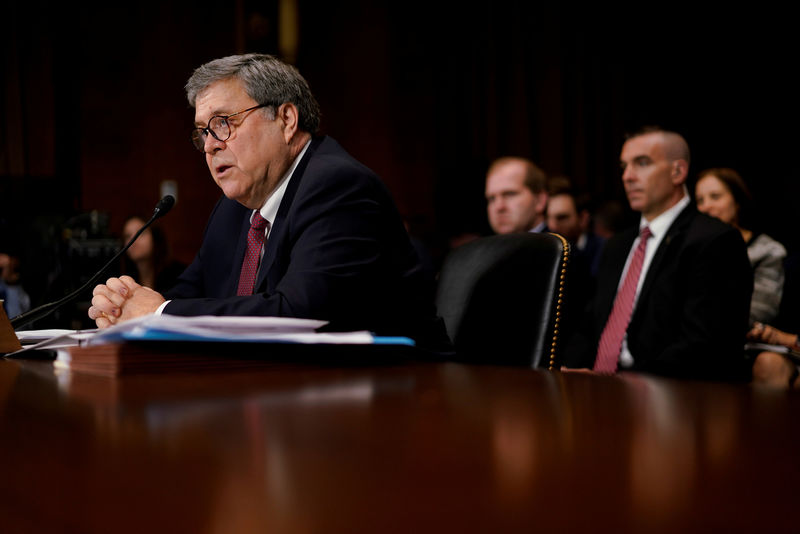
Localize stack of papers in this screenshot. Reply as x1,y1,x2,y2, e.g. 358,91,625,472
7,314,416,375
13,329,97,354
90,314,346,343
88,314,418,345
12,314,417,351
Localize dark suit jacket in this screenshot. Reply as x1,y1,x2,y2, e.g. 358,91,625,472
164,136,450,350
564,203,753,380
578,231,606,277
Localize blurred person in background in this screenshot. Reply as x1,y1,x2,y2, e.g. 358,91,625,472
695,167,786,326
485,157,548,235
546,177,606,277
121,215,187,295
0,252,30,318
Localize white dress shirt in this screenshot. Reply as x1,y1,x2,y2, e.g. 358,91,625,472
618,191,690,368
155,139,312,315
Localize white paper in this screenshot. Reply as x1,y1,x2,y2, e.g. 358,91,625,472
10,315,412,354
16,329,90,342
86,313,345,345
8,330,98,355
744,342,792,353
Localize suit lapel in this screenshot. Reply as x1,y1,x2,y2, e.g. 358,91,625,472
634,203,695,309
254,136,323,292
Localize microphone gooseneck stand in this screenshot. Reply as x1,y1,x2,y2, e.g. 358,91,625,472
10,195,175,330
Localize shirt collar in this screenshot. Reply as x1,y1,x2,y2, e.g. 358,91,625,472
254,138,312,225
529,220,547,233
638,187,690,239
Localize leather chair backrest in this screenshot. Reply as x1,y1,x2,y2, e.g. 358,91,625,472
435,232,569,368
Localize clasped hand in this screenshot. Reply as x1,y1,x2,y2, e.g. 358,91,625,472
747,321,799,349
87,275,166,329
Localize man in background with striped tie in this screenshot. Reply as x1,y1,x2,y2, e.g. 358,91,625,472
563,126,752,381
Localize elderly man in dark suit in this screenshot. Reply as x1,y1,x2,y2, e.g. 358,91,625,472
564,127,752,380
88,53,448,350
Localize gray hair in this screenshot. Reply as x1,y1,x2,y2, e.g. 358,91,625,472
185,53,321,135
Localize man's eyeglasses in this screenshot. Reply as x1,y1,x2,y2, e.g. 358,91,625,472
191,103,272,152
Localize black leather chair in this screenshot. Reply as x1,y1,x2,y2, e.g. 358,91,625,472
435,232,569,369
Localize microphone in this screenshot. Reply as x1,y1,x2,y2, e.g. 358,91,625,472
10,195,176,330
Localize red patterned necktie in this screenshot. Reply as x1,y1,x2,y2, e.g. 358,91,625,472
594,226,653,373
237,212,269,296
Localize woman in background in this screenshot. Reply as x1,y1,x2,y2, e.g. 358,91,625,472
695,168,786,326
121,216,187,295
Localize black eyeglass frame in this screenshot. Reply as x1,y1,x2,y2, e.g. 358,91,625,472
191,103,273,152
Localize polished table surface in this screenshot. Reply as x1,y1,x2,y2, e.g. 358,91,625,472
1,354,799,533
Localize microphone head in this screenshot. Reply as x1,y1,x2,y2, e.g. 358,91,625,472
153,195,175,219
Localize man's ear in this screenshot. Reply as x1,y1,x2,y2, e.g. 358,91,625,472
672,159,689,185
277,103,299,143
536,192,549,214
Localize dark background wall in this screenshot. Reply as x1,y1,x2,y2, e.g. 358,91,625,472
2,1,798,317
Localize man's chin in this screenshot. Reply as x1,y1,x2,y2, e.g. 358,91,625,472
220,193,246,209
227,195,262,210
219,186,249,207
493,225,520,235
626,199,642,212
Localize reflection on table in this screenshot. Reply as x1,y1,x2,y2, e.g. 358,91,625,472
1,355,798,533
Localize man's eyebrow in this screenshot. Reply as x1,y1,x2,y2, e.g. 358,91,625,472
621,155,651,167
193,108,229,127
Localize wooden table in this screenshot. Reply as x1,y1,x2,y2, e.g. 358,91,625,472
1,354,798,533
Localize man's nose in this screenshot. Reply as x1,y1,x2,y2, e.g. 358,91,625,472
204,133,225,153
622,167,635,182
